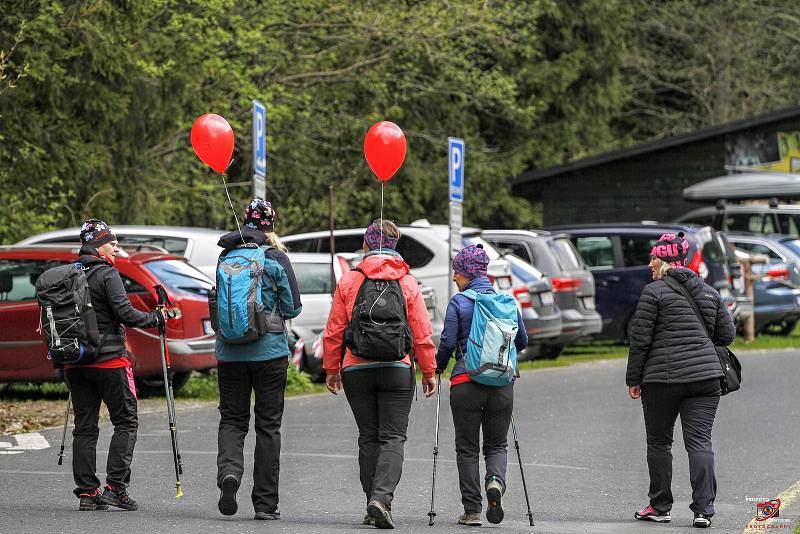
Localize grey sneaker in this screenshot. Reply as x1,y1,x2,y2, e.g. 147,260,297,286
693,513,711,528
458,512,482,526
485,477,505,524
367,500,394,529
254,510,280,520
363,514,376,526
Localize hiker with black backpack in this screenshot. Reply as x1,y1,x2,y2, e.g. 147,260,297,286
323,219,437,529
212,198,302,521
36,219,164,511
627,232,735,529
434,244,528,527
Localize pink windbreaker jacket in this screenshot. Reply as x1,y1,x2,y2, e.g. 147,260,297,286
323,253,436,379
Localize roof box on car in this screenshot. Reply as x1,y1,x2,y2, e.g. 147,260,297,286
683,172,800,203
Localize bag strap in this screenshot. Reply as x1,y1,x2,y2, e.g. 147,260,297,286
662,276,712,341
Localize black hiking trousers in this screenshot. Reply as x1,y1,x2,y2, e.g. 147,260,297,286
66,366,138,496
342,366,415,509
216,357,288,513
450,380,514,513
641,378,721,516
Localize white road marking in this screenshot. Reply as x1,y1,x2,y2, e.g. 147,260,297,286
0,433,49,454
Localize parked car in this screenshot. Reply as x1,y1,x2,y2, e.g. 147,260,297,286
726,233,800,334
545,223,738,341
0,245,217,394
497,253,562,357
483,229,602,357
287,252,443,382
676,201,800,238
280,220,515,321
16,225,226,280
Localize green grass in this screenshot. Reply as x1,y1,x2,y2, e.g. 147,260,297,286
176,366,326,400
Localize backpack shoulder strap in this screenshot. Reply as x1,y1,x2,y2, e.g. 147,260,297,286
461,289,478,301
662,276,712,340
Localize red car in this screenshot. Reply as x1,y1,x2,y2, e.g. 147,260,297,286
0,245,217,395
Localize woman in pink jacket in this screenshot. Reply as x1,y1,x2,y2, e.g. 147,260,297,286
324,219,437,529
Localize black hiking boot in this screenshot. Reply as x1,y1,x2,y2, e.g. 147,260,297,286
99,484,138,511
485,476,505,524
217,474,239,516
78,488,109,511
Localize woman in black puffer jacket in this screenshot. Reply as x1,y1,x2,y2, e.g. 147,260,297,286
626,232,735,529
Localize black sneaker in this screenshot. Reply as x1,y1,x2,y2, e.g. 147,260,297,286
217,474,239,516
78,488,109,511
693,513,712,528
367,500,395,529
254,510,280,520
99,484,138,511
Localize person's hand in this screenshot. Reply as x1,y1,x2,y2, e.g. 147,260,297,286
326,373,342,395
629,385,641,399
422,377,437,398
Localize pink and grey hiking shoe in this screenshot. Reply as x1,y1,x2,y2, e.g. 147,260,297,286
635,505,671,522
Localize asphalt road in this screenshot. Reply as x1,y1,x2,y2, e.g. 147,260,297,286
1,350,798,534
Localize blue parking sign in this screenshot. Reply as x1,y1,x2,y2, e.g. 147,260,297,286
252,100,266,177
449,137,464,203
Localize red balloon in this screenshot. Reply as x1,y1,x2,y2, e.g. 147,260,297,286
364,121,407,182
191,114,234,173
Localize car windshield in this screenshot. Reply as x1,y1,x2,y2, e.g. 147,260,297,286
549,237,583,270
144,259,213,296
780,239,800,259
503,254,542,282
293,262,333,295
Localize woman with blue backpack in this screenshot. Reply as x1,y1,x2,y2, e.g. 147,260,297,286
212,198,302,521
435,244,528,526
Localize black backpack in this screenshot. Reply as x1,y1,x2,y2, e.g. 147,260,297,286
344,268,413,361
35,262,104,366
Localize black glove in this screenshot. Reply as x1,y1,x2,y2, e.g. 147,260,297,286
153,310,165,328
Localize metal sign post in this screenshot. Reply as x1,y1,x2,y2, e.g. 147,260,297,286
252,100,266,199
448,137,465,298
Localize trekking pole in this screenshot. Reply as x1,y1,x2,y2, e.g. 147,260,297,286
427,373,442,526
510,414,534,526
155,285,184,498
57,391,71,466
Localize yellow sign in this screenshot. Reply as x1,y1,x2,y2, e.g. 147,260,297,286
753,131,800,173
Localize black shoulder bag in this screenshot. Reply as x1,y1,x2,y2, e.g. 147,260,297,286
663,276,741,395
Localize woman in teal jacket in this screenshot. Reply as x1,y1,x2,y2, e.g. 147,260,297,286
214,199,302,521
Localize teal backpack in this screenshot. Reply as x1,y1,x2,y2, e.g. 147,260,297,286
212,243,283,344
461,289,519,386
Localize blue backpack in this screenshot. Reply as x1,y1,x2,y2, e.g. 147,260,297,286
461,289,519,386
213,244,282,344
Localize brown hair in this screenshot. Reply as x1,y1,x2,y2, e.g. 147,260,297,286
371,219,400,239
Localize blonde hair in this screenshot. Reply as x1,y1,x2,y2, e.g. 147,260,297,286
371,219,401,239
265,232,288,253
653,257,672,278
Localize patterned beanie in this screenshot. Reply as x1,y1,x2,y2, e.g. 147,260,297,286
364,220,400,251
650,232,690,268
244,198,275,232
79,219,117,247
453,244,490,280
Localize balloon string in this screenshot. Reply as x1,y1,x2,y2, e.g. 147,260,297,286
379,182,384,279
221,172,245,245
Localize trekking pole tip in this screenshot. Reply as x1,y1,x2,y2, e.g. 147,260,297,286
175,483,184,498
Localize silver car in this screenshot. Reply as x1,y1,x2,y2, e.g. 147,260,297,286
16,225,225,280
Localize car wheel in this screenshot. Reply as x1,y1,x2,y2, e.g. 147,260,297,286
302,349,326,383
540,344,564,360
135,371,192,398
763,319,798,336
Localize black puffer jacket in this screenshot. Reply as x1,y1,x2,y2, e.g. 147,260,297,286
626,268,735,387
78,249,161,363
